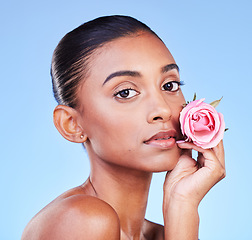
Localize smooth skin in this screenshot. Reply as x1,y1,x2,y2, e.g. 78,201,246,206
22,32,225,240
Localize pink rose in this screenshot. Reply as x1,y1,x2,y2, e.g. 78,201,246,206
179,98,225,149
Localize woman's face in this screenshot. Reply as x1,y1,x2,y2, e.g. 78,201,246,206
78,32,186,172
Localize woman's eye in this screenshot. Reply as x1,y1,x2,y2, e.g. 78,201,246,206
162,81,181,92
114,88,139,99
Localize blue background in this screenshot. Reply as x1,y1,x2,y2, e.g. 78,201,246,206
1,0,251,239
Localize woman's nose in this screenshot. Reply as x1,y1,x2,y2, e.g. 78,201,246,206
147,93,172,124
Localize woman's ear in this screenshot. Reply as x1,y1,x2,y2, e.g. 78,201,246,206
53,105,87,143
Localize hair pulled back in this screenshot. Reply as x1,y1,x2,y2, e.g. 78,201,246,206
51,15,159,108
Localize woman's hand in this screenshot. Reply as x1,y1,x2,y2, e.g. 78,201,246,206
164,140,225,206
162,140,225,239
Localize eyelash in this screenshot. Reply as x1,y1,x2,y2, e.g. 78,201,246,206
114,88,139,99
114,81,185,99
162,81,185,92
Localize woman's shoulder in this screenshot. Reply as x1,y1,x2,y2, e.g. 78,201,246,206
21,188,120,240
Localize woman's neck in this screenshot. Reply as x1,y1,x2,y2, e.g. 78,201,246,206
88,158,153,239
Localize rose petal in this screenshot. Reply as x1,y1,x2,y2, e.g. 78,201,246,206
199,113,225,149
193,130,216,143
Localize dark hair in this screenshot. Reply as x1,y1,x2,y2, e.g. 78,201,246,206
51,15,160,108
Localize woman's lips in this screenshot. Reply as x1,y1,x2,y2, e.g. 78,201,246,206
144,130,177,149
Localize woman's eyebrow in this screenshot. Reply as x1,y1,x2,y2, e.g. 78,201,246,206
103,70,141,85
161,63,180,73
103,64,179,86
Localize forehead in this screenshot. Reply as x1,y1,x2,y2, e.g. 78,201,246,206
85,32,176,84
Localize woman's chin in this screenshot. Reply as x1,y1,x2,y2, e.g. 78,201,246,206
145,149,181,173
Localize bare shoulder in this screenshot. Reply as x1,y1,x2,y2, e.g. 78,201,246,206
143,219,164,240
21,194,120,240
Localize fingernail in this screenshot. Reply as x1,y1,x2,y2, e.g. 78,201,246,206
176,140,186,144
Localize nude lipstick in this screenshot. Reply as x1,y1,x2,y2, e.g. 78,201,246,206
144,130,177,149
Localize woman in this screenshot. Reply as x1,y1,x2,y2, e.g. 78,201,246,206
22,15,225,240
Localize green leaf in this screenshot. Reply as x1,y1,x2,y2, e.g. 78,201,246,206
193,93,197,101
210,97,223,108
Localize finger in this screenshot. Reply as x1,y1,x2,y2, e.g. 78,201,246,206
177,142,218,167
177,141,210,158
178,141,225,179
180,148,192,158
212,140,225,168
197,152,204,167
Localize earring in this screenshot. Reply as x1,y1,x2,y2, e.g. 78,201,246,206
80,134,84,139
